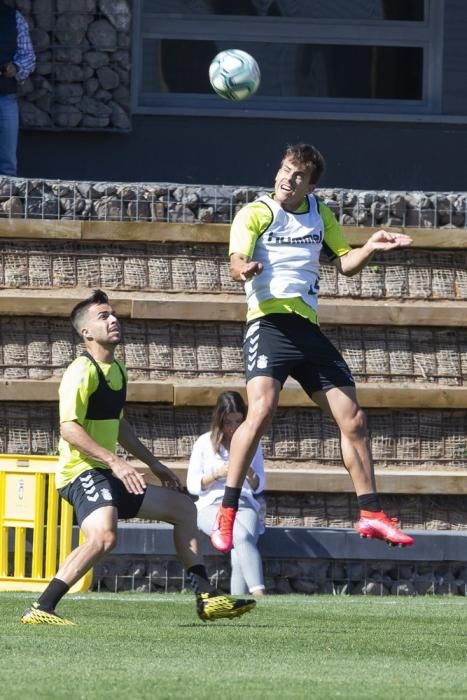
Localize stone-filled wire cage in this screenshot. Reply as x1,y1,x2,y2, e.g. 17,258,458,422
8,0,131,131
0,402,466,472
1,181,467,300
1,239,467,301
1,179,467,227
1,317,467,386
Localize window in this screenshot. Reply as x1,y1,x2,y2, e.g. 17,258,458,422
133,0,443,120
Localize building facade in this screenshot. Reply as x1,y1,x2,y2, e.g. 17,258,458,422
13,0,467,189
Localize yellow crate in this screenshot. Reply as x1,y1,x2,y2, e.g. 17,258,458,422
0,454,92,592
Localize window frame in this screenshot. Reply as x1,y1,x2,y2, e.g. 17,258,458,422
131,0,447,122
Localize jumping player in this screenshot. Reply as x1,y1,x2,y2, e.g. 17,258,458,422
210,143,415,554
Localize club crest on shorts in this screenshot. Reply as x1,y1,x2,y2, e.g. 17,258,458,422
257,354,268,369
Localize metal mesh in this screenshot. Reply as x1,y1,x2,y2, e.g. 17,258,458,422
1,402,466,467
1,316,466,385
92,554,467,595
2,240,467,300
1,178,467,228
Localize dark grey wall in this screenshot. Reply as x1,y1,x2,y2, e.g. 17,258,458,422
442,0,467,114
18,115,467,191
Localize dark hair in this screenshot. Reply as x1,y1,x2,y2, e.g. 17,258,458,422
71,289,109,336
210,391,246,453
282,143,325,185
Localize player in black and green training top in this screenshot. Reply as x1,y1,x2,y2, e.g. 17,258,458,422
21,289,255,625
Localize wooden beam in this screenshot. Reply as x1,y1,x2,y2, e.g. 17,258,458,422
1,218,467,248
137,462,467,495
1,291,466,328
173,380,246,407
132,294,246,321
356,385,467,409
318,298,467,326
82,221,229,243
0,219,81,239
172,380,467,409
2,378,467,408
264,469,467,494
132,295,467,327
0,290,133,317
343,227,467,249
0,379,173,403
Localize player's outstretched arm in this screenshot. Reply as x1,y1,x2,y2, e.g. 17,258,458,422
334,230,413,276
118,417,182,490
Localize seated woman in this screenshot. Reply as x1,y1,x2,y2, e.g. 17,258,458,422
187,391,266,596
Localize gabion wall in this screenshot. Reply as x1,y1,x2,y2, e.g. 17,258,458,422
1,178,467,228
1,402,466,478
1,316,467,385
10,0,131,130
93,555,467,596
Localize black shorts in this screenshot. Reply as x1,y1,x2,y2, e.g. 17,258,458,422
243,313,355,395
59,468,145,527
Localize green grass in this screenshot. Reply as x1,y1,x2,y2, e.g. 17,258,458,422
2,593,467,699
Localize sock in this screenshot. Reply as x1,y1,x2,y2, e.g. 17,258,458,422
187,565,212,595
358,492,381,513
36,578,70,612
222,486,241,510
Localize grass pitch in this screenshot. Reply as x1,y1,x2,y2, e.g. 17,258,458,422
2,592,467,700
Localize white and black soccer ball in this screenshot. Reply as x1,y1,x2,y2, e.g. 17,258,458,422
209,49,261,101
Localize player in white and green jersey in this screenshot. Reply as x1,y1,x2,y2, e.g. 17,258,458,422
211,142,415,553
21,290,255,625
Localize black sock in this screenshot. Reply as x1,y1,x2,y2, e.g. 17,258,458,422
187,565,212,595
222,486,241,510
357,492,381,513
36,578,70,612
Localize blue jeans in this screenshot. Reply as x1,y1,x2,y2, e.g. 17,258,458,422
0,94,19,176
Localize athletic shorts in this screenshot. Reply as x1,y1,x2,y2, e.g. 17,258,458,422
243,313,355,395
58,468,146,527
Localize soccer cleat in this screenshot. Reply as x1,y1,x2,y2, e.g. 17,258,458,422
196,592,256,622
210,505,236,553
355,511,415,547
21,602,76,626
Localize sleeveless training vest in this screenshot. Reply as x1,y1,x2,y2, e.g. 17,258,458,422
244,193,324,313
81,352,126,421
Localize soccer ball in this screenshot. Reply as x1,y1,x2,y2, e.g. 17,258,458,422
209,49,261,101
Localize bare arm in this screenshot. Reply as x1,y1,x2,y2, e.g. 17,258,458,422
60,419,146,495
230,252,263,282
333,230,413,277
118,417,182,490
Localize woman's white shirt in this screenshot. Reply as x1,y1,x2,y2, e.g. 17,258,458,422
187,431,265,512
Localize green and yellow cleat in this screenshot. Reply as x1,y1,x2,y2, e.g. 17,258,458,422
21,602,76,626
196,592,256,622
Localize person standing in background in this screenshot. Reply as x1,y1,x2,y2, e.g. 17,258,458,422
0,1,35,176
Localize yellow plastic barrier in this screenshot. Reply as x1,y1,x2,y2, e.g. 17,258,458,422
0,454,92,592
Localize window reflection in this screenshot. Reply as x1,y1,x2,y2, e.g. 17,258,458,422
142,40,423,100
143,0,424,21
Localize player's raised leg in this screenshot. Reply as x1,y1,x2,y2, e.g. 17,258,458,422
211,375,280,553
312,386,414,547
